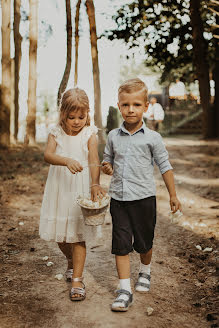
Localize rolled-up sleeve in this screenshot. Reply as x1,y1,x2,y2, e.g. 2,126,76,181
103,131,114,165
153,133,172,174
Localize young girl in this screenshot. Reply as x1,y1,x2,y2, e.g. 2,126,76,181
39,88,105,301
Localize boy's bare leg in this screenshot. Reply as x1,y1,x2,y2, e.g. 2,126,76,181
115,254,130,278
72,242,86,296
58,242,73,270
140,248,152,265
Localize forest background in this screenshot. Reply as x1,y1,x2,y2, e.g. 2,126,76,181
0,0,218,147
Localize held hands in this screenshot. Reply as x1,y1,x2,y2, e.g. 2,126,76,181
102,162,113,175
66,158,83,174
91,185,106,201
170,196,182,213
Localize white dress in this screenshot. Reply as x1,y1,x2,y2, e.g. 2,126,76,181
39,124,100,243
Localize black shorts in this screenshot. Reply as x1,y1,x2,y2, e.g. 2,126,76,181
110,196,156,256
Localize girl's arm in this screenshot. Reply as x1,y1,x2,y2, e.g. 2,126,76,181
162,170,182,213
88,133,106,201
44,134,83,174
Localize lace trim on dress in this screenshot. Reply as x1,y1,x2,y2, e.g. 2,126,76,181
82,125,98,153
49,125,64,150
49,125,63,138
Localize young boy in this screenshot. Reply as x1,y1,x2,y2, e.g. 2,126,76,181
102,78,181,312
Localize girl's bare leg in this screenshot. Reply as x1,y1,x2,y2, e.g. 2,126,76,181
115,254,130,279
57,242,73,270
71,241,86,298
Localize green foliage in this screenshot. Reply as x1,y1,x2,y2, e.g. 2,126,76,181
106,106,120,134
104,0,215,84
36,91,56,124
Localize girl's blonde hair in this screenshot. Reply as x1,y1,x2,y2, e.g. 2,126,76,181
118,78,148,103
59,88,91,130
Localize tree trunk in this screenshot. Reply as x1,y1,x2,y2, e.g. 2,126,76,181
10,59,16,144
26,0,38,146
212,15,219,138
74,0,81,86
14,0,22,141
85,0,104,144
57,0,72,106
190,0,212,138
0,0,11,147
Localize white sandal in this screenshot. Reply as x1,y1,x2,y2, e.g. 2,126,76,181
135,272,151,292
69,277,86,301
64,269,73,282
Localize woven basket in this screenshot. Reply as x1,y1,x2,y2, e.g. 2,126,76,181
77,196,110,226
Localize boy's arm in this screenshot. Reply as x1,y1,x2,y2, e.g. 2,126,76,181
162,170,182,213
102,132,114,175
153,133,181,213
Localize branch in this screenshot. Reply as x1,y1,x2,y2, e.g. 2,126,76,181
208,7,219,16
210,23,219,28
209,0,219,6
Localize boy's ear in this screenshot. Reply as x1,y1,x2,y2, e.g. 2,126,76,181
117,102,121,112
144,102,149,113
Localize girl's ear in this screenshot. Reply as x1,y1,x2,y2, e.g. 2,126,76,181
86,112,91,126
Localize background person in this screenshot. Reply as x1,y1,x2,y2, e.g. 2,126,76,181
145,97,165,131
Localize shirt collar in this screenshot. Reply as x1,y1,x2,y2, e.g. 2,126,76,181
119,121,147,135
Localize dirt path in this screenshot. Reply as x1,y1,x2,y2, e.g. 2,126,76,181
0,137,218,328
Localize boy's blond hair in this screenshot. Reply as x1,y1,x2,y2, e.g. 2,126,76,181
118,78,148,102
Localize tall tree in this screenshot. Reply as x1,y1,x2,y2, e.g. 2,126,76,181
85,0,104,143
0,0,11,147
190,0,211,138
10,59,15,144
13,0,23,141
105,0,217,138
74,0,81,86
26,0,39,145
57,0,72,106
208,0,219,136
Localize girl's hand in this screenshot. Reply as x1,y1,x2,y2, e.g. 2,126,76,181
66,159,83,174
102,162,113,175
91,185,106,202
170,196,182,213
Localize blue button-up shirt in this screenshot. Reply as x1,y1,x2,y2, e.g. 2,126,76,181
103,122,173,201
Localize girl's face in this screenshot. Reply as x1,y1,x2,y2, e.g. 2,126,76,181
65,109,88,135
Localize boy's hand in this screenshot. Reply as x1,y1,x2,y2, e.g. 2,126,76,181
91,185,106,201
66,159,83,174
170,196,182,213
102,162,113,175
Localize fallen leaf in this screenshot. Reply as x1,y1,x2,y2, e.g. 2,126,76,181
203,247,213,252
146,307,154,316
55,274,63,280
42,256,49,261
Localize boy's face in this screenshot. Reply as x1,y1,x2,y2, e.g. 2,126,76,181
118,90,149,126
